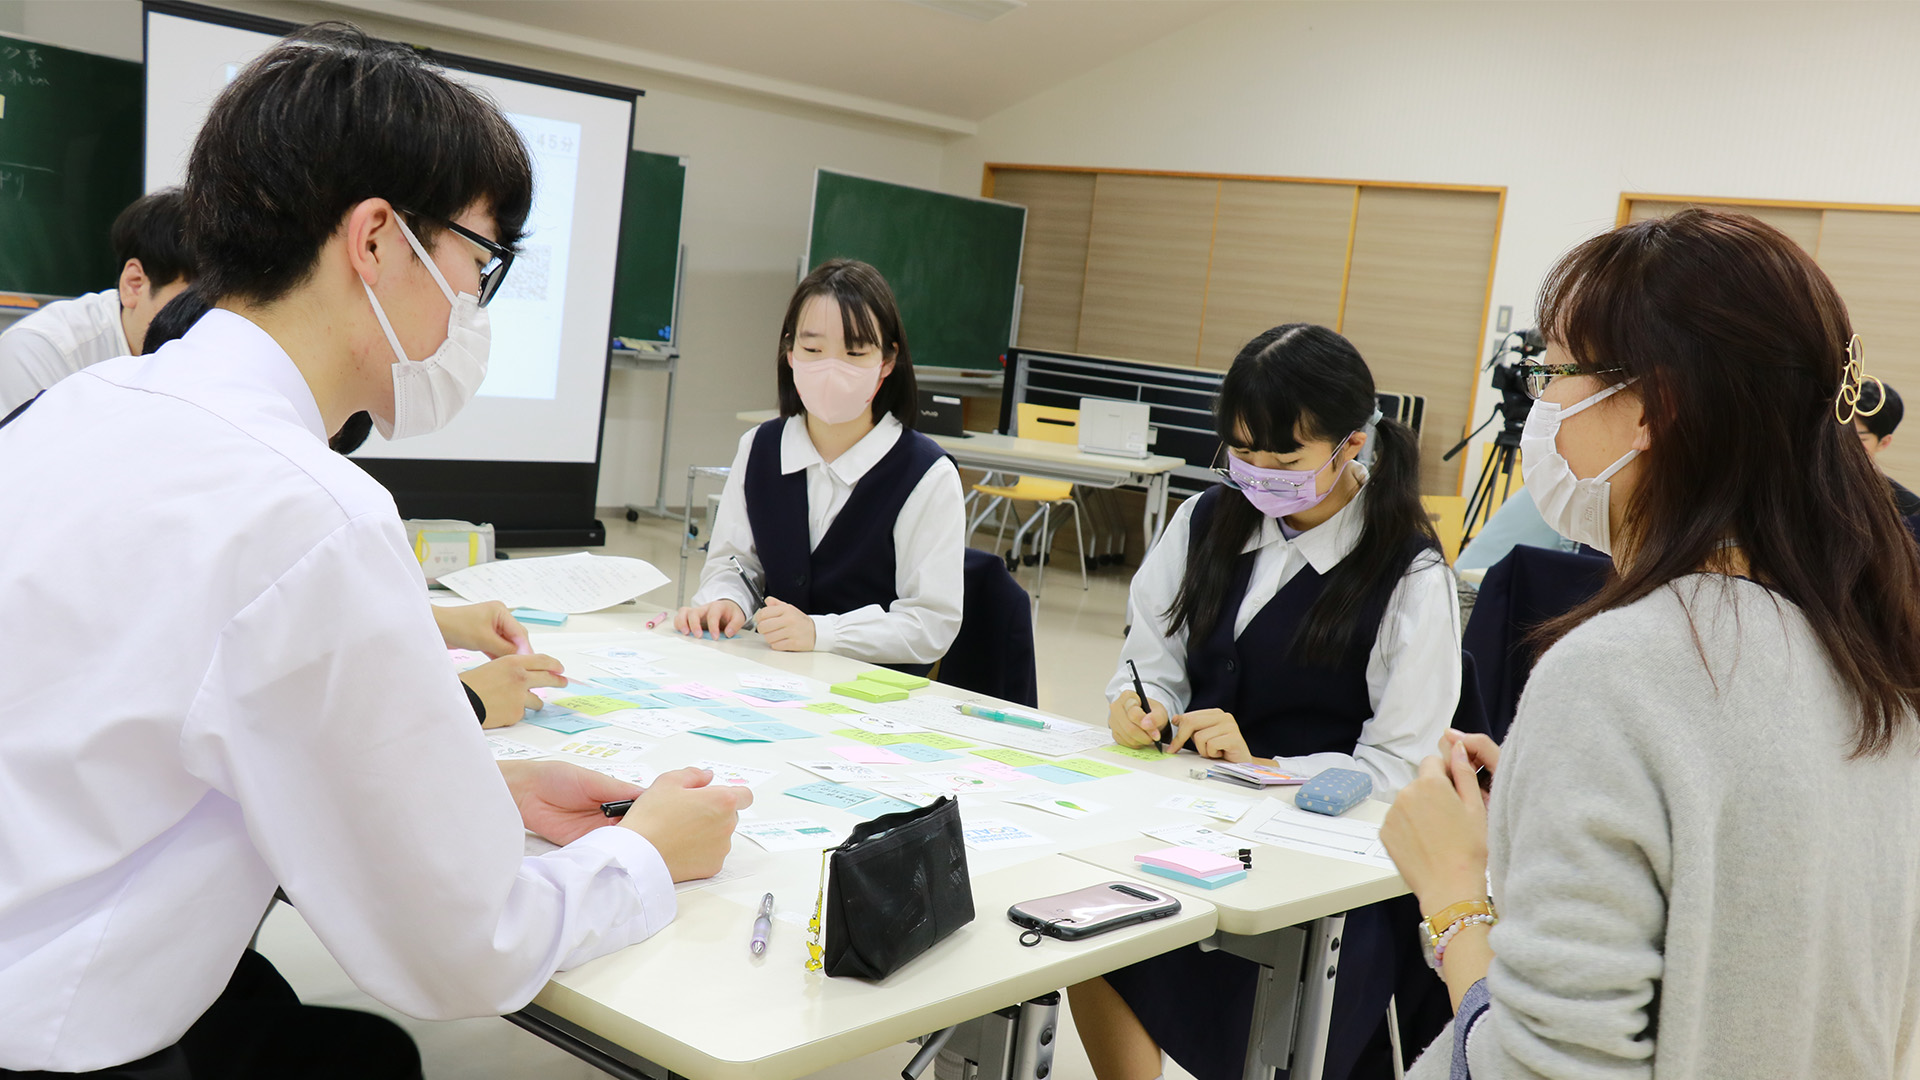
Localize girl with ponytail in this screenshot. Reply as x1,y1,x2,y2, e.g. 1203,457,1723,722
1073,324,1462,1080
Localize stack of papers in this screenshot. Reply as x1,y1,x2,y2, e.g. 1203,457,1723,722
1202,762,1311,789
1133,846,1247,889
437,552,670,613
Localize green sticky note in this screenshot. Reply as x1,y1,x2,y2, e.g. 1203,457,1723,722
806,702,862,716
1055,757,1130,779
830,728,913,746
831,679,908,703
860,669,931,690
1102,743,1170,762
971,748,1049,768
551,695,638,716
896,732,974,751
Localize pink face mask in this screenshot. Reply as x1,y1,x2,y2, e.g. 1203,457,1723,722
790,354,884,425
1221,438,1351,518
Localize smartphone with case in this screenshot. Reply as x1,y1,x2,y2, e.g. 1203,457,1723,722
1007,880,1182,941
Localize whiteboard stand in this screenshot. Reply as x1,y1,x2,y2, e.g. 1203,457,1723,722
617,244,686,523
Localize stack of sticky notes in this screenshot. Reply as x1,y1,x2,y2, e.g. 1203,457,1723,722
1132,846,1247,889
830,669,928,703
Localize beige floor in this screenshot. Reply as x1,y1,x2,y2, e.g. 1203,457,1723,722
258,510,1202,1080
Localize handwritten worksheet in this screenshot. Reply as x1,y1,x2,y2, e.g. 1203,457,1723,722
873,695,1111,758
438,552,670,613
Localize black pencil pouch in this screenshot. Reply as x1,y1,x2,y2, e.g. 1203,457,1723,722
819,796,975,980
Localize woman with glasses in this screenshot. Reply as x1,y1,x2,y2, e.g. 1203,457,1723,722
1074,324,1462,1080
1383,209,1920,1078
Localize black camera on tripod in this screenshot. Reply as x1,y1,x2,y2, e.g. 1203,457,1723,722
1445,329,1548,543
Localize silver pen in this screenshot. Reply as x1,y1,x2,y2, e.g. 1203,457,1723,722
750,892,774,956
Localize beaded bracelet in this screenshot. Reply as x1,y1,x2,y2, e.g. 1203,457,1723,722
1433,912,1498,971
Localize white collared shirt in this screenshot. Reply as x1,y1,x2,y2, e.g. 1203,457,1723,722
1106,466,1461,794
0,311,675,1072
691,414,965,665
0,289,132,413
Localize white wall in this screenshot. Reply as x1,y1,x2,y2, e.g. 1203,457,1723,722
243,2,953,512
2,0,947,512
941,0,1920,494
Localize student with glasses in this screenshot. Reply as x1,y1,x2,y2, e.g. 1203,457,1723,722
0,24,748,1078
1383,208,1920,1078
1077,324,1463,1080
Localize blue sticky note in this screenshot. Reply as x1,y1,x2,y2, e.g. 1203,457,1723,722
594,677,660,693
890,743,957,762
689,725,772,743
734,721,819,741
652,692,716,708
511,608,570,626
735,686,808,703
783,781,876,810
698,705,773,725
521,712,608,735
849,795,921,819
1019,764,1098,785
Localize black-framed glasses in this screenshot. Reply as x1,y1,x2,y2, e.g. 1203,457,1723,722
1514,364,1628,400
400,209,515,307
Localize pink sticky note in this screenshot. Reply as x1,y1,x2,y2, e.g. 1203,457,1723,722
1135,846,1244,877
834,745,909,765
662,682,724,700
962,759,1030,783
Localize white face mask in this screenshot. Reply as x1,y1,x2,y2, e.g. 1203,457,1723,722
1519,378,1640,554
363,214,491,440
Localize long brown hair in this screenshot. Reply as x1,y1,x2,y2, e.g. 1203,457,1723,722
1535,208,1920,756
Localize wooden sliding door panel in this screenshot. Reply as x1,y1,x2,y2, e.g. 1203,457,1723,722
1628,199,1824,255
1196,181,1356,370
991,169,1096,352
1816,209,1920,488
1339,187,1501,495
1077,173,1219,364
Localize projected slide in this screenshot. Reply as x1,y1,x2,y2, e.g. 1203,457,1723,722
483,112,579,401
144,11,632,466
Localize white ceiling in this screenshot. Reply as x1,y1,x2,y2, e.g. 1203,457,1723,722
406,0,1234,124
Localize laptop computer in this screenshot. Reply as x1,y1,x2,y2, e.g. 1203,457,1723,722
916,390,965,436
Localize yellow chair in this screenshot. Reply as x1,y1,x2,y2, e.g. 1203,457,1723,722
1422,494,1467,564
967,403,1089,594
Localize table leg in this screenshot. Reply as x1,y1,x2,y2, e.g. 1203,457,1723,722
1145,474,1172,551
922,992,1060,1080
1208,913,1347,1080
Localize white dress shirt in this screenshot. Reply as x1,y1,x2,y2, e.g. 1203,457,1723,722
0,312,675,1072
691,415,965,666
0,289,131,413
1106,466,1461,795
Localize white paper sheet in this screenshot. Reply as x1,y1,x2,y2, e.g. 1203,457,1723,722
1228,800,1396,870
873,695,1111,758
1141,821,1247,856
1156,794,1254,823
438,552,670,613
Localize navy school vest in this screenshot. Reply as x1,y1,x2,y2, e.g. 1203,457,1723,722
742,418,950,673
1182,486,1434,760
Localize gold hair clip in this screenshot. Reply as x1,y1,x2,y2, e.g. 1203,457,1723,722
1837,334,1886,425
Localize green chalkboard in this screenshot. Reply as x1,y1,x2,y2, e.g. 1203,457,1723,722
808,170,1025,372
0,35,142,297
611,148,686,344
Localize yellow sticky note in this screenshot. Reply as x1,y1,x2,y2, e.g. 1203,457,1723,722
1102,743,1169,762
1055,757,1130,779
551,695,639,716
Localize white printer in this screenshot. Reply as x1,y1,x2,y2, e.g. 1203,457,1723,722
1075,397,1154,459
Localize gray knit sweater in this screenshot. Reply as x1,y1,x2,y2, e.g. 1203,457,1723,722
1410,575,1920,1079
